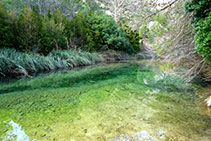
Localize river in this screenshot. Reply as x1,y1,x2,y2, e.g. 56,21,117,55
0,61,211,140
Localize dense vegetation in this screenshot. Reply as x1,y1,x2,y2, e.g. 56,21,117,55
0,1,142,78
0,2,139,55
185,0,211,62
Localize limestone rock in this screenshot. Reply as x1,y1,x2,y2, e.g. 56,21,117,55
205,96,211,107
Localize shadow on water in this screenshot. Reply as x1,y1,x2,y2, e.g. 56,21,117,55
0,63,139,95
0,86,32,95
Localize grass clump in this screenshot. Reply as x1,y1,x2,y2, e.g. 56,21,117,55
0,48,103,78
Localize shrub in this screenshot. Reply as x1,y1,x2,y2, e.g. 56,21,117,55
194,12,211,61
185,0,211,62
85,12,135,53
184,0,211,25
120,24,140,52
67,12,135,53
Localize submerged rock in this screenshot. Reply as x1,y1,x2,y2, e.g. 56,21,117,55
108,130,165,141
3,120,38,141
155,129,165,139
132,131,159,141
108,134,131,141
84,128,88,133
146,89,160,94
3,120,29,141
143,79,149,85
205,96,211,107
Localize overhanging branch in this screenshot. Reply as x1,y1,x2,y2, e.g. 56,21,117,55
144,0,179,21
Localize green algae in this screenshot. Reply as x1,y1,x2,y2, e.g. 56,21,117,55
0,61,211,140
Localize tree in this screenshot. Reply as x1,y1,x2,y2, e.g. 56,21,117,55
97,0,142,22
0,2,17,48
85,12,135,53
17,6,41,51
2,0,83,18
40,8,67,54
97,0,164,29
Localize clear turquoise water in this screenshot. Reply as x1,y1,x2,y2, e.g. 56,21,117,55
0,61,211,140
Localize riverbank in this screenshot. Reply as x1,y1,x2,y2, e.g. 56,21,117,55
0,48,145,79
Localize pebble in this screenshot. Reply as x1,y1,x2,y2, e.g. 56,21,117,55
109,130,165,141
41,133,46,137
132,131,158,141
33,131,37,136
157,130,165,138
108,134,131,141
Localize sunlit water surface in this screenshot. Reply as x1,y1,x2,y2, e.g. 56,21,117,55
0,61,211,140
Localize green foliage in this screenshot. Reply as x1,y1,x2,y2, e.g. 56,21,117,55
67,12,135,53
149,22,166,38
17,7,67,54
40,9,67,54
139,22,163,43
185,0,211,61
139,14,168,44
0,2,136,54
67,11,95,51
139,23,149,39
194,12,211,61
184,0,211,25
120,24,140,52
0,2,17,48
85,12,135,53
153,14,168,26
149,14,168,39
80,0,101,14
2,0,84,17
17,6,41,51
0,3,71,54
